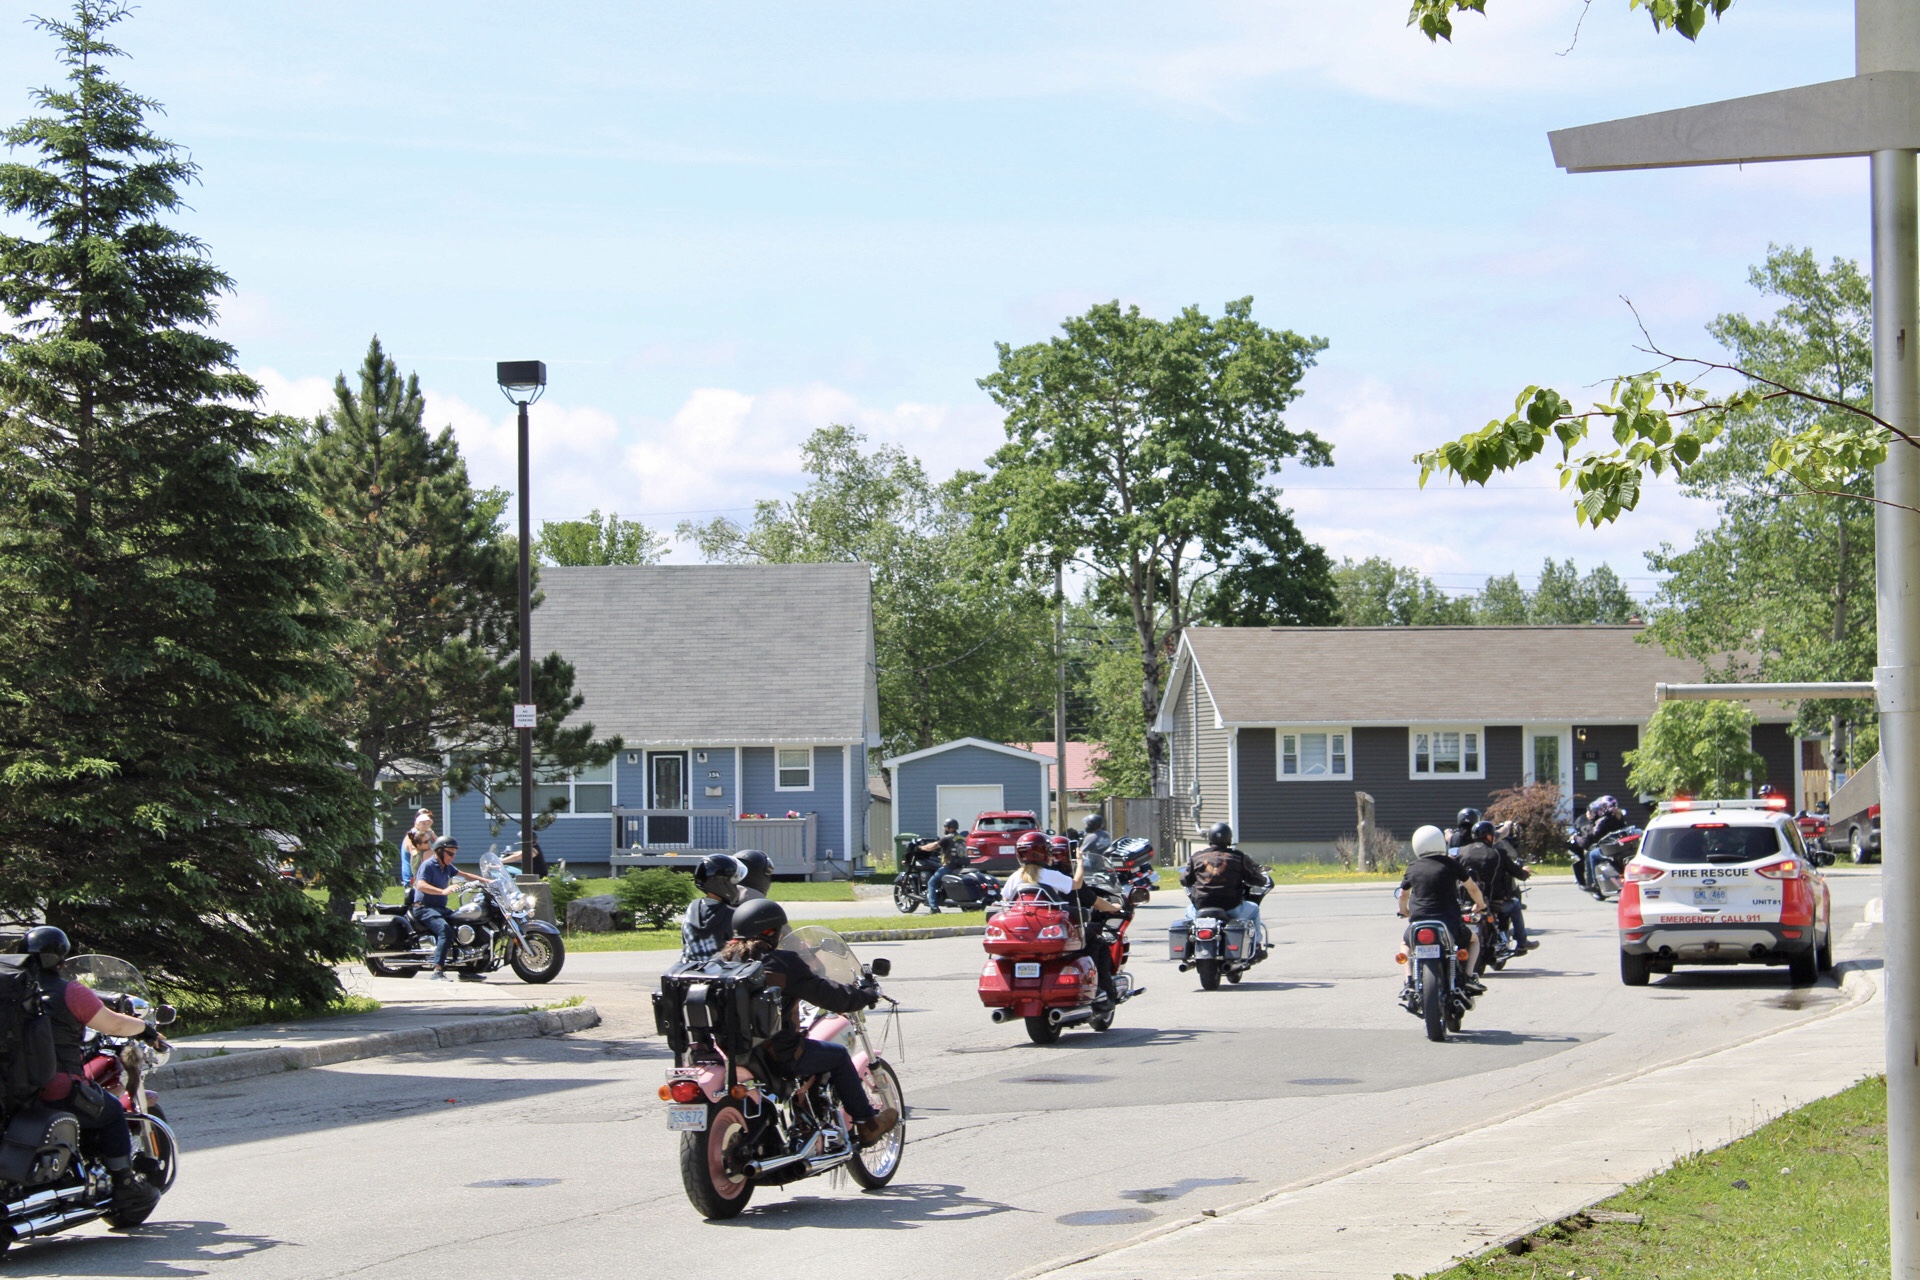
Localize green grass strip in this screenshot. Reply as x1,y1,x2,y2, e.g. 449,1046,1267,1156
1419,1074,1888,1280
565,912,988,952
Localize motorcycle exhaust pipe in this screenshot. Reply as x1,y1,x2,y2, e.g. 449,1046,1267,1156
1047,1007,1097,1029
989,1009,1010,1023
11,1206,105,1241
747,1130,826,1177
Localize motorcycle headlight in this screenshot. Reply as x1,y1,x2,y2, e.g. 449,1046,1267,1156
512,893,533,913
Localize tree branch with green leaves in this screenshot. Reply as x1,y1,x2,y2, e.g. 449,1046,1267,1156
1409,0,1734,42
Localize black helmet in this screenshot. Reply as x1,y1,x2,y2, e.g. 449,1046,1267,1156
942,818,960,833
1207,821,1233,849
735,849,773,893
1471,820,1495,843
695,854,744,903
431,835,458,855
1455,808,1481,830
24,925,70,971
1083,812,1105,833
731,897,788,941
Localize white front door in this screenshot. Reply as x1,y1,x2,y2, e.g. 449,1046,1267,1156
1525,727,1573,818
937,784,1004,834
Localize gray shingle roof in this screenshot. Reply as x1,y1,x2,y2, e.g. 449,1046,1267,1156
534,564,879,746
1177,626,1792,726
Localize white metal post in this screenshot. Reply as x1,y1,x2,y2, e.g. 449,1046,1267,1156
1873,146,1920,1278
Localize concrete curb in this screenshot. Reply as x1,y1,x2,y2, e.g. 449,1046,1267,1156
150,1004,600,1090
838,925,986,943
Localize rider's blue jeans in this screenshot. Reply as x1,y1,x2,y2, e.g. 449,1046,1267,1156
413,905,454,966
792,1040,877,1121
1185,899,1267,947
926,866,951,908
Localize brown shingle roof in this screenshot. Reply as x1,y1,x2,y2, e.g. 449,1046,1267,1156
1179,626,1790,726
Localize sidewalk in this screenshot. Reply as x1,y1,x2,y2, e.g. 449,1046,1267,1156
1023,964,1884,1280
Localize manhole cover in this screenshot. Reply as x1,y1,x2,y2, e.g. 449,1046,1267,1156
468,1178,562,1189
1287,1077,1361,1086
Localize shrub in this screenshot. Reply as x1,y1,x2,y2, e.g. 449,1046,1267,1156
616,868,698,931
546,861,585,915
1484,781,1568,863
1334,826,1406,873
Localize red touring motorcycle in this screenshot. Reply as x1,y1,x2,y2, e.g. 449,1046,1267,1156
652,926,905,1220
978,876,1141,1045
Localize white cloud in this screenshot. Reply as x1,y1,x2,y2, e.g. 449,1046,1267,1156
251,367,335,419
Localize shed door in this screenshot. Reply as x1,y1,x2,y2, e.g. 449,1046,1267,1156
937,784,1004,834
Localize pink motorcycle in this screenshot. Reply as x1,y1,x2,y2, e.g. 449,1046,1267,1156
653,926,905,1219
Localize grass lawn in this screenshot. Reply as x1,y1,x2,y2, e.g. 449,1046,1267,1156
169,993,383,1038
1422,1074,1888,1280
566,911,987,952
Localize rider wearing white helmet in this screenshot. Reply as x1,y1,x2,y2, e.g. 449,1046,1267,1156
1397,824,1488,993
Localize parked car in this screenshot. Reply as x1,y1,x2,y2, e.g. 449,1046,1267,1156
1827,803,1880,864
965,811,1040,873
1618,797,1835,987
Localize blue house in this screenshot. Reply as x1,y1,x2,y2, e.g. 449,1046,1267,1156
442,564,880,879
882,738,1052,840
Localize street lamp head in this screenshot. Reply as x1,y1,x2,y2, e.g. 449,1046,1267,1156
496,360,548,405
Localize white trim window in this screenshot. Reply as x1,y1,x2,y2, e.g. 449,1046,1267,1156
1410,727,1484,780
775,747,814,791
523,758,615,816
1277,728,1351,781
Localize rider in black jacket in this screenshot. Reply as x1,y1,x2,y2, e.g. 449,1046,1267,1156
1459,821,1534,952
717,899,900,1148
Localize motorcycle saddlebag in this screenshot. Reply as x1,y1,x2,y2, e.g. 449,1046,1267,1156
657,960,784,1057
0,1107,79,1186
358,914,409,950
1167,918,1190,962
1222,919,1257,962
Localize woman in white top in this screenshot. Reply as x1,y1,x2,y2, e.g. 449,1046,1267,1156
1002,830,1079,902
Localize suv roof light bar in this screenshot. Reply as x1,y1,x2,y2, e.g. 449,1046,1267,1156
1654,798,1793,813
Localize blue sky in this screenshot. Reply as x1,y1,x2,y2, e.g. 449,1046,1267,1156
0,0,1866,597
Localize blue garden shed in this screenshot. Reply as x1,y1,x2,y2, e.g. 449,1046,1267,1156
882,738,1053,840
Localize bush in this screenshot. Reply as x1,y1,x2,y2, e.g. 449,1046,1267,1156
1334,826,1406,874
546,861,585,915
1484,781,1567,863
616,868,698,931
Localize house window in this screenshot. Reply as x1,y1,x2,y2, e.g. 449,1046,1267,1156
1277,729,1351,781
776,747,813,791
1410,728,1483,779
529,758,615,815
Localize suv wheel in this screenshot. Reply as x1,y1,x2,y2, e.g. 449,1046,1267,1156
1788,947,1819,986
1620,949,1650,987
1851,827,1870,864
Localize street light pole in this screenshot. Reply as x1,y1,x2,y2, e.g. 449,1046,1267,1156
496,361,547,857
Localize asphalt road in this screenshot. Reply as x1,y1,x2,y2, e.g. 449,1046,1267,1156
20,871,1884,1280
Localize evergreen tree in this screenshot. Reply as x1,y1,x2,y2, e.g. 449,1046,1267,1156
0,2,364,1006
294,339,617,849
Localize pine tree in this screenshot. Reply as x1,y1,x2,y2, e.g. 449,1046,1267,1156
0,2,366,1006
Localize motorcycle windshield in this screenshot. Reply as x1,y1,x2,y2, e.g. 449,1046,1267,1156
59,955,152,1007
778,926,863,987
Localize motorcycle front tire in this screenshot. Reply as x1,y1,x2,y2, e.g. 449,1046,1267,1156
848,1060,906,1189
1419,960,1447,1042
681,1104,754,1219
1196,959,1221,991
510,931,566,984
893,881,920,914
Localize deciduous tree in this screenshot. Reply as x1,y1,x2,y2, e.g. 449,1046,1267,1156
537,509,667,566
1625,701,1766,800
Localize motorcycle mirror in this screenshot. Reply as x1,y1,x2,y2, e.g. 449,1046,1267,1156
156,1004,177,1026
868,957,891,978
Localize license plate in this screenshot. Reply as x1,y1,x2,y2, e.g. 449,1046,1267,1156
667,1106,707,1132
1014,962,1041,979
1693,888,1728,906
1412,944,1442,959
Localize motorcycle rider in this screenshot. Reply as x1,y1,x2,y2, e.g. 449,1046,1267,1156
1078,812,1115,872
1446,807,1481,850
1576,795,1628,889
1397,825,1489,995
23,927,163,1218
680,854,745,965
917,818,963,913
734,849,774,902
1179,822,1269,952
715,899,899,1147
1003,830,1075,902
1460,820,1534,953
412,836,492,979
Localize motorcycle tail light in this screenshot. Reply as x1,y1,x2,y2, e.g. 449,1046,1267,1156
1038,924,1067,940
667,1080,703,1104
1456,948,1469,963
1395,950,1408,964
1413,927,1438,946
1195,928,1215,940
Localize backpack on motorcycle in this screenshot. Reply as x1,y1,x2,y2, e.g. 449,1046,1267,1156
653,958,785,1058
0,956,57,1111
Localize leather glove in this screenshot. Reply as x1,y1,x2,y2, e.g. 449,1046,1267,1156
138,1025,164,1046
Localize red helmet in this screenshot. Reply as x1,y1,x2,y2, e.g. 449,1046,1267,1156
1014,831,1050,864
1047,835,1072,871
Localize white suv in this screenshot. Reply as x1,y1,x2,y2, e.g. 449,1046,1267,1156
1618,799,1835,986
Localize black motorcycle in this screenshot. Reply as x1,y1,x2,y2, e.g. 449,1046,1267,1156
893,849,1000,913
1088,836,1157,904
359,853,565,982
1,956,179,1259
1399,918,1473,1042
1169,876,1272,990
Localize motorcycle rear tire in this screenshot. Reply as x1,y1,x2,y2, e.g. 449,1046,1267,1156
848,1060,906,1189
365,958,414,978
893,882,920,914
1024,1015,1062,1045
1196,959,1221,991
681,1105,754,1219
1419,960,1447,1042
511,932,566,984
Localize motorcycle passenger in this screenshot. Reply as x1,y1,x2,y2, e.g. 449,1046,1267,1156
1003,830,1075,902
918,819,964,914
1397,825,1489,995
734,849,774,903
681,854,745,965
716,899,899,1147
1460,820,1534,953
1078,812,1114,872
1180,822,1269,951
1446,808,1481,850
412,836,491,979
1578,795,1627,888
23,927,163,1218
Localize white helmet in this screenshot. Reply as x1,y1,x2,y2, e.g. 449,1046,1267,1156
1411,825,1448,857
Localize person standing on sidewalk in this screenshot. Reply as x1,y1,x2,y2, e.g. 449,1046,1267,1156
400,809,436,890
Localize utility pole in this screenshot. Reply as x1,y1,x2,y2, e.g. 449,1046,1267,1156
1551,5,1920,1267
1055,559,1068,834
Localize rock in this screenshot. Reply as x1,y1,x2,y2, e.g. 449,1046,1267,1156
567,894,622,933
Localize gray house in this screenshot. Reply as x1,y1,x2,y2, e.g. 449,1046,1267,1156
442,563,880,879
1158,626,1803,863
882,738,1052,840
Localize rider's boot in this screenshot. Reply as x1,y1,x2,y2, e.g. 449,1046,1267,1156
109,1166,161,1218
856,1106,900,1148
